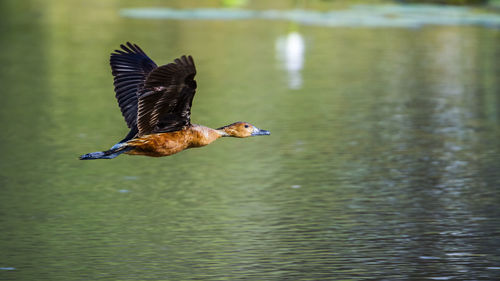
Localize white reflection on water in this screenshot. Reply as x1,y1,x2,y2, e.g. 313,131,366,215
275,31,305,89
121,5,500,28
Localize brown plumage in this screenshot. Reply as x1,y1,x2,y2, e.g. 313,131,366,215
80,42,270,160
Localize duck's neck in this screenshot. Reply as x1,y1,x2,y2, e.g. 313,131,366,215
215,124,236,137
216,128,230,137
188,124,227,147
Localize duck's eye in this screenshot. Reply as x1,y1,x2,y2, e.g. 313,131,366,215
244,124,249,128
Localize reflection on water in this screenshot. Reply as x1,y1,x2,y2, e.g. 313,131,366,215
275,31,305,89
1,0,500,280
121,5,500,28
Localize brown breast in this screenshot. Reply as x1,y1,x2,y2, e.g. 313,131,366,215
125,125,221,157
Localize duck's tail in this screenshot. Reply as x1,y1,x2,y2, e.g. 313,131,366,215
79,143,132,160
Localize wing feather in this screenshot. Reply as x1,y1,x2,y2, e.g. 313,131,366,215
110,42,157,129
136,55,197,136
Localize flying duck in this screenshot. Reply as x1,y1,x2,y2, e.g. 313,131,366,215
80,42,270,160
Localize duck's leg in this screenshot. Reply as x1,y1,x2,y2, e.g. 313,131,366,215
79,143,132,160
80,127,138,160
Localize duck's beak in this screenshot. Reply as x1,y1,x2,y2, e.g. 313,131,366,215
251,127,271,136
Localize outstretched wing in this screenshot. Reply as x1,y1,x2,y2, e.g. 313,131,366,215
136,55,197,136
110,42,157,129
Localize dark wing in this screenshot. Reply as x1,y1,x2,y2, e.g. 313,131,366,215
110,42,157,129
136,55,197,136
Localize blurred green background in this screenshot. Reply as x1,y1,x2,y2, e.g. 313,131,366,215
1,0,500,280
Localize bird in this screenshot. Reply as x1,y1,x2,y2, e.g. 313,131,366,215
80,42,270,160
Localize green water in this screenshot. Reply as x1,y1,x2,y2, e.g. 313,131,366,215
1,0,500,280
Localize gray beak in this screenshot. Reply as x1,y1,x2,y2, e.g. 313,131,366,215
251,128,271,136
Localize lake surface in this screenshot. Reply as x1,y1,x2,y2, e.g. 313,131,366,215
1,0,500,280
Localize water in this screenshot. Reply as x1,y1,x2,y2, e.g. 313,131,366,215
1,0,500,280
121,5,500,28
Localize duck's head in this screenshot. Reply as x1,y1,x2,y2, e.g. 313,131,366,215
218,122,270,138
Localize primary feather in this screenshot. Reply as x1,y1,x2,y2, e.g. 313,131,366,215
110,42,157,130
109,42,197,137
